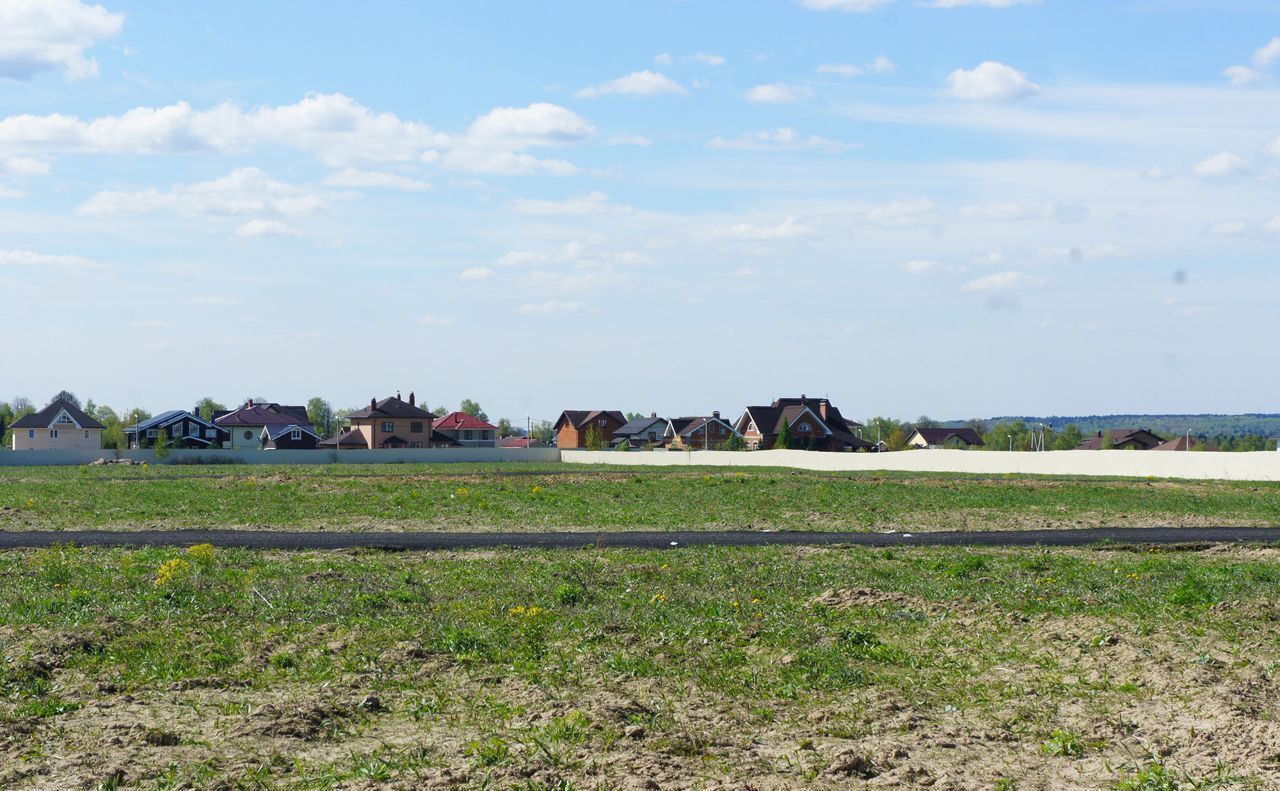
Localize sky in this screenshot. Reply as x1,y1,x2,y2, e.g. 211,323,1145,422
1,0,1279,424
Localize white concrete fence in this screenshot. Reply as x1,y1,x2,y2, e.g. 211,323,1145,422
1,445,1278,482
561,448,1280,482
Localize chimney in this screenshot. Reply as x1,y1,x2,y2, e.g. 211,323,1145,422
371,398,377,411
396,390,401,401
819,400,828,420
248,399,253,408
409,391,416,407
650,412,657,418
712,410,720,419
800,393,807,401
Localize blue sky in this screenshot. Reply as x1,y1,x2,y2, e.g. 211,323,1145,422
2,0,1279,423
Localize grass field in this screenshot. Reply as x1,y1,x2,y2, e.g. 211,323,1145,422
2,543,1278,789
1,462,1278,532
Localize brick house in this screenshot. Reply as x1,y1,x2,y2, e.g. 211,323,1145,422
665,412,741,450
10,398,104,450
1077,428,1165,450
431,411,498,447
332,392,436,449
554,410,626,448
733,395,871,452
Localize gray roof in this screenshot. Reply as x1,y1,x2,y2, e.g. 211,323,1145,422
11,399,105,430
614,416,667,437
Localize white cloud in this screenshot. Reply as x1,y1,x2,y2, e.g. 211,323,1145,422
0,184,23,198
322,167,431,191
946,61,1038,101
902,259,943,274
234,219,299,238
708,128,850,153
511,191,616,215
817,56,894,77
1141,166,1169,182
419,315,457,326
0,248,108,271
1265,216,1280,235
459,266,494,280
4,156,51,176
0,95,591,174
654,53,673,65
576,70,686,98
866,198,938,227
1207,220,1246,236
1191,151,1248,178
77,167,327,218
1224,37,1280,86
957,199,1086,223
516,300,584,316
797,0,893,11
0,0,123,80
744,83,814,104
606,133,652,146
960,270,1037,291
717,217,815,240
1266,135,1280,158
694,53,725,66
495,250,551,267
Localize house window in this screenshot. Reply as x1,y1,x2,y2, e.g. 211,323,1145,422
464,430,473,440
188,423,199,436
27,430,34,439
206,429,217,438
53,413,75,426
409,442,423,448
84,431,89,439
798,422,811,432
147,429,158,438
382,421,394,432
291,429,302,440
50,429,59,439
598,419,607,426
243,430,252,440
410,422,423,433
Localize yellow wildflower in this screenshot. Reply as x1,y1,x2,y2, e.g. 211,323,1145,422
455,487,469,497
531,485,543,495
650,593,667,604
154,558,191,588
186,543,217,562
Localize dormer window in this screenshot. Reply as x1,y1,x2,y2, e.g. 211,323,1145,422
291,429,302,440
798,422,811,432
53,413,75,426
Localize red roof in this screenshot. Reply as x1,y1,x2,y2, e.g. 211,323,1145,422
433,411,496,431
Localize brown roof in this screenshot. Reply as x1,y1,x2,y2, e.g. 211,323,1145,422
1153,436,1219,452
215,402,310,427
348,395,435,421
11,398,104,430
1077,428,1166,450
554,410,626,430
318,429,369,448
734,396,872,449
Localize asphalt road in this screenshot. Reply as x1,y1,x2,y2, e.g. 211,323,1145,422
0,526,1278,550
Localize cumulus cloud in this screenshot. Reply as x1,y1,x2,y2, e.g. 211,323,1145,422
816,56,894,77
322,167,431,191
77,167,328,219
459,267,494,280
708,128,850,153
743,83,814,104
4,156,51,176
946,61,1039,101
0,94,592,174
516,300,584,316
511,191,617,215
960,270,1037,291
717,217,815,240
576,70,686,98
1191,151,1248,178
797,0,893,11
1223,37,1280,86
0,248,108,271
0,0,124,80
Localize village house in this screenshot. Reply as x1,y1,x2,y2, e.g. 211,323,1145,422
10,398,104,451
665,413,740,450
124,410,229,449
554,410,626,448
260,424,322,450
1077,428,1166,450
214,401,313,450
906,427,985,449
431,411,498,447
326,392,436,449
611,414,668,448
733,395,871,452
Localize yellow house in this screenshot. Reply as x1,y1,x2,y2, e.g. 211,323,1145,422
10,398,104,450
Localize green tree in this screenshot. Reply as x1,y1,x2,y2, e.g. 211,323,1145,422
433,405,448,418
722,434,744,451
530,420,554,445
496,418,515,438
153,429,171,460
624,411,645,421
48,390,80,407
914,415,938,429
1053,424,1084,450
775,418,793,450
194,397,226,422
886,426,908,452
95,406,122,450
307,397,333,435
615,437,630,451
583,423,605,450
1100,430,1114,450
460,399,488,421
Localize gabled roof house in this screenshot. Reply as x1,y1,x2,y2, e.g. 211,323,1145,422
907,427,985,449
612,414,668,448
124,410,229,449
665,412,741,450
733,395,872,452
432,411,498,447
10,398,104,451
214,401,313,450
554,410,627,448
325,392,436,449
1077,428,1166,450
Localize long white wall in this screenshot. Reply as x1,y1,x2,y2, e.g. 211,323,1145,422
563,448,1280,482
0,447,561,467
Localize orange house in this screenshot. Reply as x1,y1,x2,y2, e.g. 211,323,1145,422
554,410,626,448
